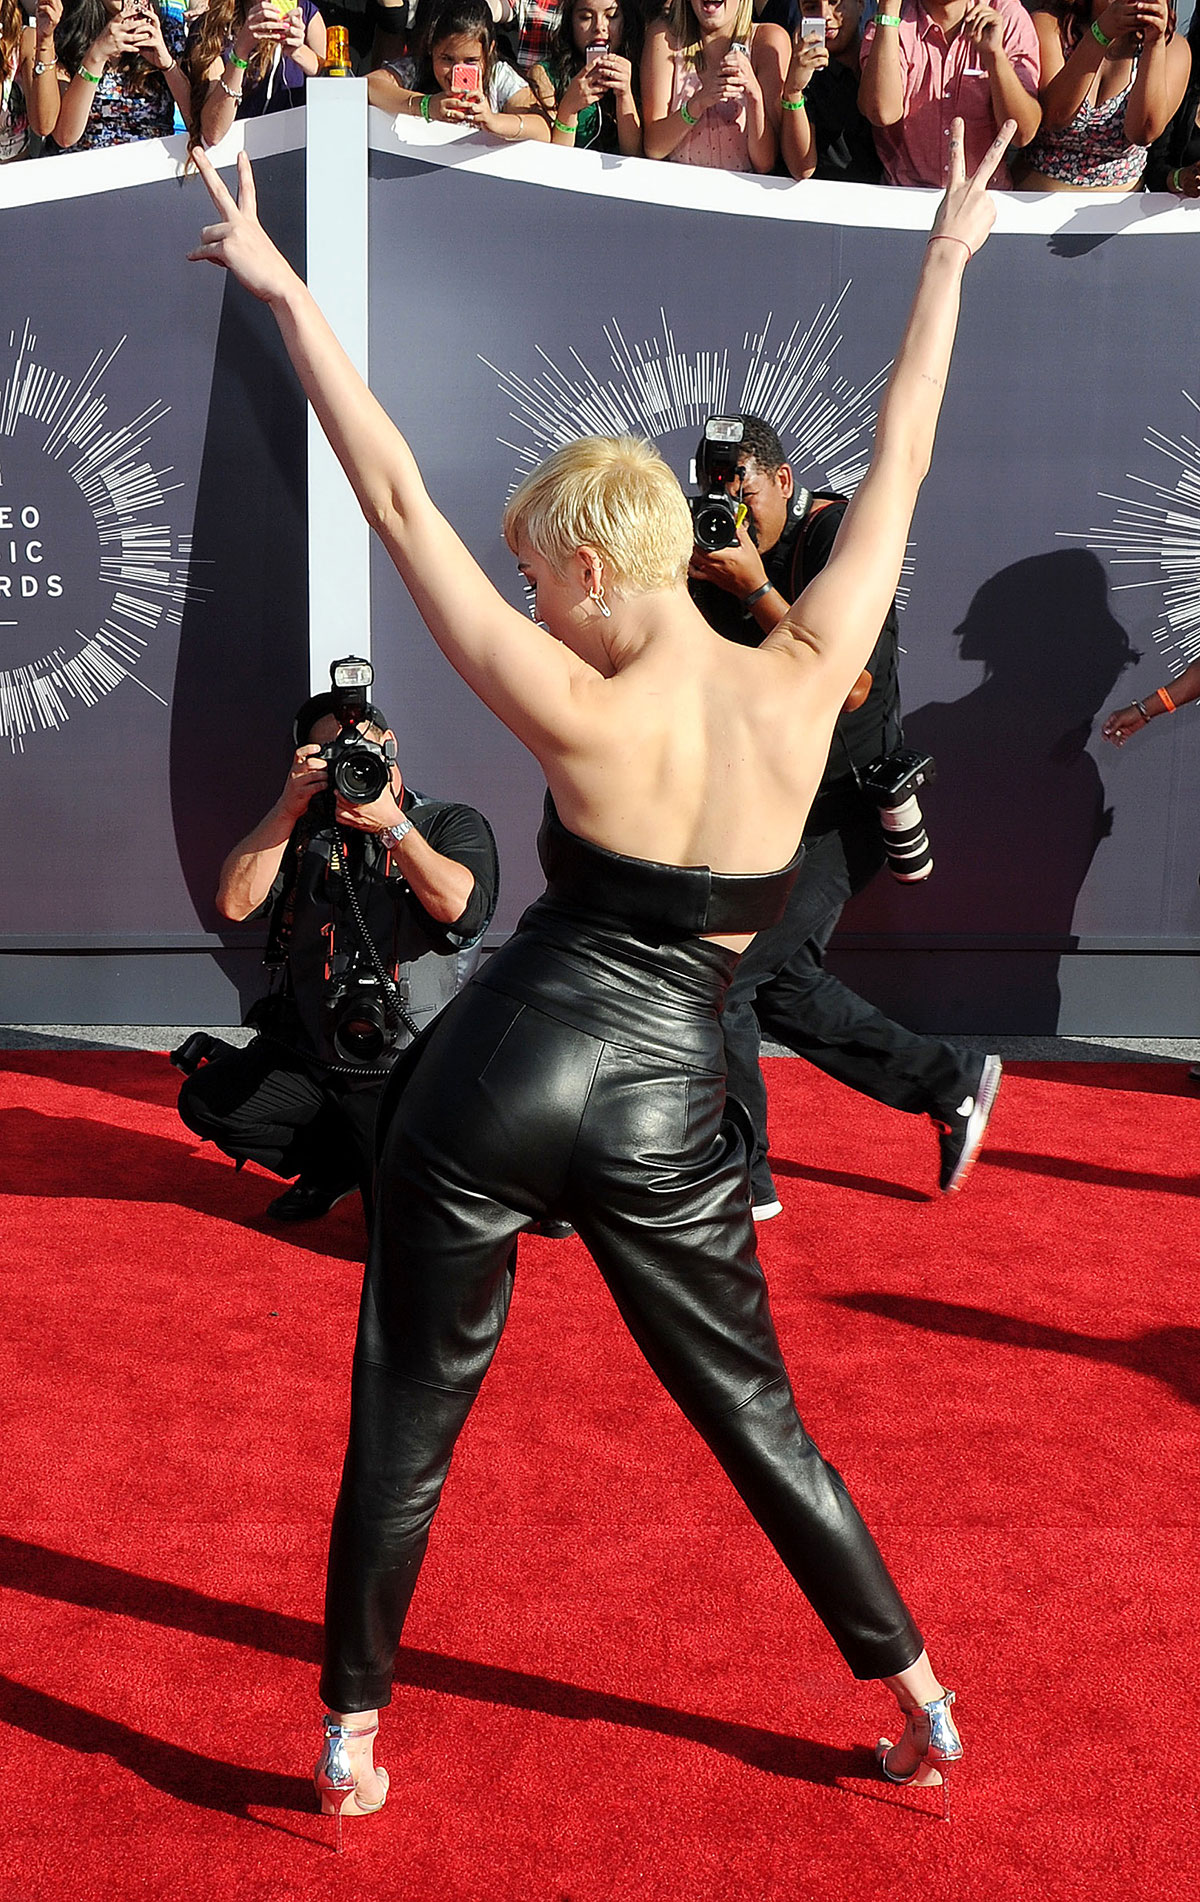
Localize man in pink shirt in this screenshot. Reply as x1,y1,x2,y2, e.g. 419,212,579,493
860,0,1040,187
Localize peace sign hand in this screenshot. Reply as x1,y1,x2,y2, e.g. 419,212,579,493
930,115,1016,258
188,150,297,306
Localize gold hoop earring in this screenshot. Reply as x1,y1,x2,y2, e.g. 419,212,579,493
589,584,611,620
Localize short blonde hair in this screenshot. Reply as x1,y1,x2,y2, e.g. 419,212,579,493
668,0,754,67
503,435,693,595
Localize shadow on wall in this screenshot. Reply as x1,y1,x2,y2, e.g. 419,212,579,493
843,550,1139,1032
168,152,309,1022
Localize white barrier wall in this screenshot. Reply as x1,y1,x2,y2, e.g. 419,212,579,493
1,91,1198,1031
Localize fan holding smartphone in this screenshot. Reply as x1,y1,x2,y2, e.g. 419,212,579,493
530,0,643,155
368,0,549,142
47,0,191,149
192,0,327,151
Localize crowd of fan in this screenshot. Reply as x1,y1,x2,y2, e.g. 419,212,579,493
2,0,1197,192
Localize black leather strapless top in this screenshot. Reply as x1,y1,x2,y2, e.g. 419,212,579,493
536,795,802,938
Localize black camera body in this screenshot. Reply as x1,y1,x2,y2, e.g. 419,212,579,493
320,655,396,806
323,953,408,1066
859,748,936,883
689,416,746,553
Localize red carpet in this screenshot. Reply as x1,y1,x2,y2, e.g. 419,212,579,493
1,1049,1196,1900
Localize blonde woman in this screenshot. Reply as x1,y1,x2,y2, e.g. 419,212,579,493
189,116,1014,1834
641,0,789,171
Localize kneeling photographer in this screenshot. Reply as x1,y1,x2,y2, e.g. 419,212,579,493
176,660,499,1225
689,415,1001,1211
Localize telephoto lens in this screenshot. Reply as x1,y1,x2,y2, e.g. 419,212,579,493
859,748,936,883
878,793,933,882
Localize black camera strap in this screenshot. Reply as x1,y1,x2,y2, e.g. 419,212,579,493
328,827,423,1046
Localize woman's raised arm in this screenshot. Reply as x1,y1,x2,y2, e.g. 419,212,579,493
766,117,1014,714
188,150,596,750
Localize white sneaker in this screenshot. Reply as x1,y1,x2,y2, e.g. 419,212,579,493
751,1198,783,1222
933,1054,1003,1194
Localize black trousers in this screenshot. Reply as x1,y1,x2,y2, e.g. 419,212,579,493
320,910,922,1711
177,1037,379,1203
722,818,969,1203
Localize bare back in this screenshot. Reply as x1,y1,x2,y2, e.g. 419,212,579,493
537,595,833,888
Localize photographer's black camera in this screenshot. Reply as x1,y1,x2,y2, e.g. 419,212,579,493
859,749,936,883
320,655,395,806
690,416,746,553
324,956,406,1066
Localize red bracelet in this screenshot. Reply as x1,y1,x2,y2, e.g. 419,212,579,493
927,234,972,263
1157,686,1177,714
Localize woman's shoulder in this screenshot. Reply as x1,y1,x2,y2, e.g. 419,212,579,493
643,15,678,53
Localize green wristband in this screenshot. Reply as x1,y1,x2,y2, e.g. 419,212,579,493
781,95,807,109
1090,18,1113,46
552,116,577,133
419,91,432,120
228,51,250,68
876,12,902,24
78,64,102,82
680,100,698,126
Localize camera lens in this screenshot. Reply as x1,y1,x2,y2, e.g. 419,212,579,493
692,498,740,553
333,995,389,1063
879,794,934,882
334,751,390,804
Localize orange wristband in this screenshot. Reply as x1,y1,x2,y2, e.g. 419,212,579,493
1156,686,1176,714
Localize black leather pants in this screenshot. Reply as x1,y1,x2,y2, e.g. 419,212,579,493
320,904,922,1710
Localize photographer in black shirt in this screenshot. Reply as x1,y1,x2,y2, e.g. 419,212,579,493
177,668,499,1225
689,414,1000,1213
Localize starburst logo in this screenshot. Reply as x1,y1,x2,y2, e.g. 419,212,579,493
481,292,910,614
1068,392,1200,673
482,292,890,494
0,322,199,753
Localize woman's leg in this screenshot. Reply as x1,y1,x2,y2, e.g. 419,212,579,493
568,1043,923,1681
321,989,600,1713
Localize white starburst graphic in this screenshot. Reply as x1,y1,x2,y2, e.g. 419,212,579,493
482,291,888,494
0,322,201,752
1066,392,1200,673
481,293,911,614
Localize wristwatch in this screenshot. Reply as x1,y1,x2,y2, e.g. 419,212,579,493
34,58,54,74
383,816,414,850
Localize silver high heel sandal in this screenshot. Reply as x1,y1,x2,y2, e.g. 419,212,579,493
314,1714,389,1852
876,1688,962,1821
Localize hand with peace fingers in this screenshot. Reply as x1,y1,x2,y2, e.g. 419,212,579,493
189,150,297,305
929,116,1016,259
